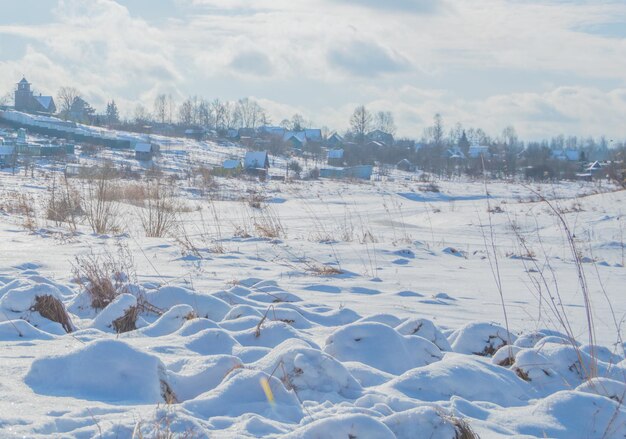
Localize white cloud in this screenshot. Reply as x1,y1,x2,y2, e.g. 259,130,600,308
0,0,624,140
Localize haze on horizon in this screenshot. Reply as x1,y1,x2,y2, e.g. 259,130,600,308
0,0,625,141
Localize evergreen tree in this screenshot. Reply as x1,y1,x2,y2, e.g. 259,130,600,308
106,100,119,124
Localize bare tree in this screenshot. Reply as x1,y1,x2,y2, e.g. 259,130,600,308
291,114,305,131
153,94,168,124
425,113,444,148
0,91,12,106
57,87,81,117
374,111,396,135
167,94,176,124
501,125,518,147
178,98,194,125
223,101,235,130
210,99,227,131
350,105,372,143
197,99,211,127
133,104,151,125
233,98,265,129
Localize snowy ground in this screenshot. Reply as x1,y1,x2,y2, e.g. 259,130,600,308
0,139,625,437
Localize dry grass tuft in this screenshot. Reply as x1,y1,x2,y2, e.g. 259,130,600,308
453,418,480,439
514,367,531,382
72,245,136,310
112,305,139,333
160,380,178,405
308,263,343,276
253,207,285,239
138,183,180,238
31,295,74,333
184,310,198,320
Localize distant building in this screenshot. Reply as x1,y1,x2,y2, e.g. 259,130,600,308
283,131,307,150
14,78,56,114
135,142,158,161
223,159,242,170
327,148,344,166
396,159,415,172
0,137,16,167
326,132,343,148
303,129,322,143
468,144,491,159
259,126,286,138
320,165,373,180
366,129,394,146
551,149,581,162
244,151,270,170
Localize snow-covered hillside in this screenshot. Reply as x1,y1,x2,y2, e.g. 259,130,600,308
0,134,625,438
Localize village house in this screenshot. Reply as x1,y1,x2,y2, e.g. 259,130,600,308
326,132,343,148
0,137,16,167
327,148,344,166
14,78,56,114
396,158,415,172
468,144,491,159
135,142,159,161
366,129,394,146
283,131,307,150
244,151,270,178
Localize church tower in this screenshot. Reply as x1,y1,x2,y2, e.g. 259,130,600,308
15,77,33,111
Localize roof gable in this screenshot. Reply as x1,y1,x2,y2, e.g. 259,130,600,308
244,151,269,168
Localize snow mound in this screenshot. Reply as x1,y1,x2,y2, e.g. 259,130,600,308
357,313,404,327
0,319,55,340
175,318,221,336
182,369,303,423
278,303,361,326
448,322,516,356
283,413,395,439
491,345,522,366
576,377,626,402
494,390,626,438
254,339,362,400
0,280,67,335
324,322,442,375
185,328,240,355
0,280,63,311
234,320,317,349
512,342,625,395
396,318,452,351
344,361,395,387
581,344,623,364
140,304,196,337
91,293,137,332
145,286,231,321
169,355,243,401
383,406,459,439
25,339,170,404
513,331,546,348
387,353,531,406
223,304,264,320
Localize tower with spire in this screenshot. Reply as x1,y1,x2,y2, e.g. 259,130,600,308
14,77,32,111
13,77,56,114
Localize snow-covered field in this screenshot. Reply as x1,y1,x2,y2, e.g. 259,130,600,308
0,140,625,437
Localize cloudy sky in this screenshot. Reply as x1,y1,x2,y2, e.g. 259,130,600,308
0,0,625,140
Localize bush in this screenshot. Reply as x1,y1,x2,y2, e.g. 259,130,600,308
72,245,135,309
288,160,303,178
83,167,121,234
138,183,179,238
